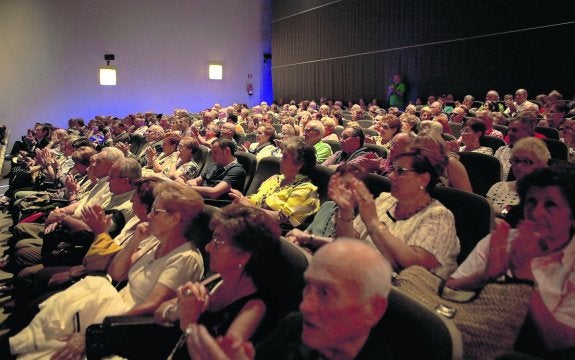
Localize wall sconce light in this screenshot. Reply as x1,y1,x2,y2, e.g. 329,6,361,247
208,63,223,80
99,54,117,86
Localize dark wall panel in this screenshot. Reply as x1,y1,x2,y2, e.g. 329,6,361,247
272,0,575,103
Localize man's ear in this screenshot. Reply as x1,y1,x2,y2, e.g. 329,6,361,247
367,296,388,326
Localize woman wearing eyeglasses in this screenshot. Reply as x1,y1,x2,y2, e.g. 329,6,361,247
459,118,493,155
154,205,287,359
448,164,575,355
330,145,460,279
370,114,401,151
486,137,550,222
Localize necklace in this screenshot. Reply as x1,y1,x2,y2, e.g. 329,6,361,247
394,198,434,220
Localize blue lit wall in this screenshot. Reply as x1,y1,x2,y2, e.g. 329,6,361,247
0,0,272,148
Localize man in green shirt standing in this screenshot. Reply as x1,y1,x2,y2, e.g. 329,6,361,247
387,74,406,110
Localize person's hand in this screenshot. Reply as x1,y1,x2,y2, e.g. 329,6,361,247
69,265,86,278
145,146,157,163
352,179,378,227
285,228,310,246
228,189,252,206
328,173,356,216
241,141,251,152
50,332,85,360
485,220,511,280
64,174,80,194
536,119,549,128
364,135,376,144
446,140,460,153
133,222,151,245
186,324,255,360
115,141,130,156
154,300,178,326
81,204,110,235
48,271,73,286
509,220,544,280
273,139,284,148
177,282,210,330
357,153,381,172
190,126,200,137
46,207,66,225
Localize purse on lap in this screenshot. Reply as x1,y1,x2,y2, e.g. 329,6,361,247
394,265,534,360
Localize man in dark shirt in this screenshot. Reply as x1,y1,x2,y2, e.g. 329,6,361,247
187,138,245,199
185,240,394,360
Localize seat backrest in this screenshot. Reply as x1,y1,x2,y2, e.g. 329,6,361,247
493,124,509,137
473,100,484,109
188,205,219,274
246,156,281,196
381,287,463,360
363,172,391,197
342,113,353,120
542,137,568,160
364,143,388,158
267,238,309,323
323,139,341,153
362,128,379,137
334,125,345,138
243,131,257,144
480,135,506,154
535,126,559,140
449,122,463,138
129,133,146,156
357,119,374,128
235,151,258,194
193,144,210,176
457,152,502,197
433,186,491,264
308,164,335,203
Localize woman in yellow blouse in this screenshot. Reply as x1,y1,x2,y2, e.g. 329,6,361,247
229,137,320,228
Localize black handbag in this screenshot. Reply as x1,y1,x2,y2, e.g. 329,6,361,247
40,210,126,267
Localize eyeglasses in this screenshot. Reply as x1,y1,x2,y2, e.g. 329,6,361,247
510,157,535,166
340,134,357,140
303,128,318,133
151,206,170,215
390,165,418,176
212,237,226,248
460,127,472,135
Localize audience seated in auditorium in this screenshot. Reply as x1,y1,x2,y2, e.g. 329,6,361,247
8,181,205,359
185,240,394,360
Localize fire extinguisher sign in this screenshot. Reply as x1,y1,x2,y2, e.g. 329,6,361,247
247,74,254,95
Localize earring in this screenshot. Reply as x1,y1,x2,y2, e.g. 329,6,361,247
419,186,424,190
238,263,243,269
